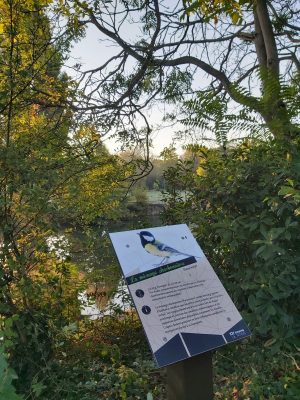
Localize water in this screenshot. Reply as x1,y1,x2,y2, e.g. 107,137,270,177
79,279,131,320
48,213,162,319
46,229,128,319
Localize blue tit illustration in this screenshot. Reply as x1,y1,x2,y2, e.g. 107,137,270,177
138,231,191,265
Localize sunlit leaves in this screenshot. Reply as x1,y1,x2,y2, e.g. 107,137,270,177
182,0,248,24
61,154,129,223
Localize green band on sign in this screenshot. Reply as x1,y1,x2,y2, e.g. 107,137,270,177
126,256,196,285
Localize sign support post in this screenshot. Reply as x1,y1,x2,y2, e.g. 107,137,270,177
167,352,213,400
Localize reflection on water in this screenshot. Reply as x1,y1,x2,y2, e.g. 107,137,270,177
49,214,162,319
79,280,131,320
46,230,123,319
78,291,103,320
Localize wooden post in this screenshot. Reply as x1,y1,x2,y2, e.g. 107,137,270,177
167,352,213,400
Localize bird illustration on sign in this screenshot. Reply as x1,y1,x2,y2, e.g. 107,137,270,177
137,231,193,266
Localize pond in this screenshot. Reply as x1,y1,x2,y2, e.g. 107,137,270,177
49,212,163,319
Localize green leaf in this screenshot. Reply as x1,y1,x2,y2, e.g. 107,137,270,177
31,382,47,397
278,186,295,197
269,227,285,240
266,303,276,316
0,347,23,400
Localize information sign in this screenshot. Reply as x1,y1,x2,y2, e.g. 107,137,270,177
109,224,251,368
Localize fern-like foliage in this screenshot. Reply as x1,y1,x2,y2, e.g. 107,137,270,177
279,77,300,123
180,91,265,148
180,71,300,146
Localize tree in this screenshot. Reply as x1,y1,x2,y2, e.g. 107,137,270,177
60,0,299,146
0,0,129,394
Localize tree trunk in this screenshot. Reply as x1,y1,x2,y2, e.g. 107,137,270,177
253,0,299,139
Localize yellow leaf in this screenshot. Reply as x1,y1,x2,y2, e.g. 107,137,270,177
196,166,206,177
231,12,240,25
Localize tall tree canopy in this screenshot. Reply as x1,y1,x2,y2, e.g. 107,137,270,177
0,1,128,385
0,0,127,265
60,0,300,146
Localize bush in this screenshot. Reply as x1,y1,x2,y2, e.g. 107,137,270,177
161,139,300,398
163,139,300,344
23,317,165,400
133,187,148,206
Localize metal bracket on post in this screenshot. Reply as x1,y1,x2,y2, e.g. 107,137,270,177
167,352,213,400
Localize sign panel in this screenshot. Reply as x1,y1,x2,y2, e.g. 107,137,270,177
109,224,251,368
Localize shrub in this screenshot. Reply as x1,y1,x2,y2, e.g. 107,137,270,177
162,139,300,345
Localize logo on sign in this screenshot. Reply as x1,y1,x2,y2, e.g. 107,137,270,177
229,329,246,339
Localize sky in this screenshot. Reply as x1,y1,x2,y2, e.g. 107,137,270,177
62,3,270,156
66,24,185,156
